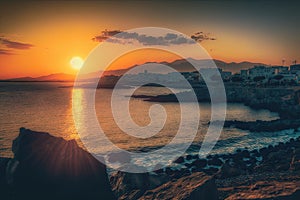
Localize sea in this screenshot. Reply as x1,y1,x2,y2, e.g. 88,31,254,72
1,82,300,161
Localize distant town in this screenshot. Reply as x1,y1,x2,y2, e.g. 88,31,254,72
99,62,300,88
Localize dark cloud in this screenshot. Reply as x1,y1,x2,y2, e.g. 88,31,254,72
93,29,197,46
0,37,34,50
0,48,13,55
92,29,122,42
191,32,216,42
93,29,216,46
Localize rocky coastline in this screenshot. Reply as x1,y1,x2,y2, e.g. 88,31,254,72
1,128,300,199
134,86,300,118
110,132,300,199
133,85,300,133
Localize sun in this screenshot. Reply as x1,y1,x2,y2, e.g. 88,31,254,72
70,56,84,70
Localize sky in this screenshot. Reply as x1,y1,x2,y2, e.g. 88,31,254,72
0,1,300,79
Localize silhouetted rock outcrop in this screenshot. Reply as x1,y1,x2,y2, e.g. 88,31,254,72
2,128,115,200
0,157,11,199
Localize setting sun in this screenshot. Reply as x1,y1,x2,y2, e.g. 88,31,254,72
70,57,84,70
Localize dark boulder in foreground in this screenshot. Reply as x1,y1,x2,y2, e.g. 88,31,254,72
0,157,11,199
2,128,115,200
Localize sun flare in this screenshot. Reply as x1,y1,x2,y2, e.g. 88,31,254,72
70,57,84,70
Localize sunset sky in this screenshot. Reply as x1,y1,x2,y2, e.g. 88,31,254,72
0,1,300,79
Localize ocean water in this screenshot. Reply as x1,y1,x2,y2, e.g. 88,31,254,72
1,82,298,160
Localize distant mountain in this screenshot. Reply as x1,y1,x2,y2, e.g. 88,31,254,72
4,73,75,82
213,60,266,74
5,76,37,81
1,59,266,81
105,59,266,75
34,73,75,81
167,58,266,74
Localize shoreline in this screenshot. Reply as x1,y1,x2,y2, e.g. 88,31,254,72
132,85,300,132
1,128,300,199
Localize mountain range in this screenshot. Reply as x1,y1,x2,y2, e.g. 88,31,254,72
1,59,265,82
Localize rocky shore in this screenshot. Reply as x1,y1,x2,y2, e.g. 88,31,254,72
1,128,300,199
133,86,300,133
110,132,300,199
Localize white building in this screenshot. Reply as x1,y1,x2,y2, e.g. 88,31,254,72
280,73,298,84
290,64,300,72
272,66,289,75
248,66,275,79
240,69,249,79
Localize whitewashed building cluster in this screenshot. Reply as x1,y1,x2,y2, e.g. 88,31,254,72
238,64,300,84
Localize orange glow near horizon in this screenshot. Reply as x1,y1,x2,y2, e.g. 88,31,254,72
0,17,99,79
0,28,290,79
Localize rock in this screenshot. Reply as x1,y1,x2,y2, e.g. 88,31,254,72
203,167,219,175
216,162,242,179
256,150,292,172
165,167,174,176
174,156,185,164
241,149,251,158
290,148,300,171
208,157,223,166
186,155,193,160
111,171,171,199
0,157,11,199
7,128,115,200
191,159,207,169
250,149,261,157
140,172,218,200
111,171,149,198
185,162,193,168
172,168,191,179
153,163,164,174
259,147,270,157
148,173,171,189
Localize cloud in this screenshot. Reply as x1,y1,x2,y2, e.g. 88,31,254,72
93,29,196,46
0,37,34,50
191,32,216,42
93,29,217,46
92,30,122,42
0,48,13,55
